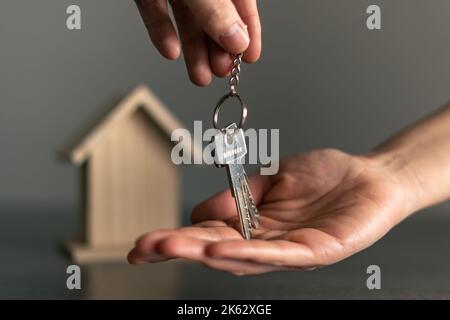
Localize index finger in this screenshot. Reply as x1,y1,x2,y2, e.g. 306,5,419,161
135,0,180,59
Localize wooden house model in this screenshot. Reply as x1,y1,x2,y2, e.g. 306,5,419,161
65,85,192,263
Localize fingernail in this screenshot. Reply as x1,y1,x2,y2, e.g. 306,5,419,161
219,22,250,52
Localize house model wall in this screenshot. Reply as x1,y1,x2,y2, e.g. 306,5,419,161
65,85,192,263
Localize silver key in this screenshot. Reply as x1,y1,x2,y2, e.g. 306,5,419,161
214,123,260,239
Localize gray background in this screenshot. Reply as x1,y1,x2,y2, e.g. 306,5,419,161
1,0,450,299
1,0,450,214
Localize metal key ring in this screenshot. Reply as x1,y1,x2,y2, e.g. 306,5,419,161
213,92,247,130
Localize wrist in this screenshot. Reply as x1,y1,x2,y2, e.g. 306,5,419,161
361,149,426,217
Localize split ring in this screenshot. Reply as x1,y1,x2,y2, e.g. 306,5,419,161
213,92,247,130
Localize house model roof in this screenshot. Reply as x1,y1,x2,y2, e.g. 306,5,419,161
66,85,199,165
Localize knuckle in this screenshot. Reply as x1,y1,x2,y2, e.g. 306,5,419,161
135,229,171,247
157,237,182,255
134,232,152,246
240,12,259,22
204,6,221,23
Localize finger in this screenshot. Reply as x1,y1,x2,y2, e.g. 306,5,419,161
170,0,212,86
181,0,250,54
135,0,180,60
129,222,230,262
201,257,284,275
205,239,320,268
128,225,241,263
232,0,261,62
191,174,271,223
208,38,233,77
207,229,346,267
128,229,174,264
193,220,229,228
155,235,208,261
155,235,285,275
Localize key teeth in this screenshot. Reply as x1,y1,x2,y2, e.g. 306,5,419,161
238,197,259,240
240,216,252,240
241,175,260,231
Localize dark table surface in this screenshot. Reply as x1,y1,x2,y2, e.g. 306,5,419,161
1,207,449,299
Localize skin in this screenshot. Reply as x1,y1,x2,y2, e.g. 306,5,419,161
128,104,450,275
134,0,261,86
130,1,450,274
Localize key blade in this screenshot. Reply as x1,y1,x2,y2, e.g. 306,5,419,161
233,183,252,240
241,174,260,229
228,163,252,240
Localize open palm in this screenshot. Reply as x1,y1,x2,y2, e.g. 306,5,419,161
128,149,411,274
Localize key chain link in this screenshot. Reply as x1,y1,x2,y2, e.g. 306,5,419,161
229,53,243,94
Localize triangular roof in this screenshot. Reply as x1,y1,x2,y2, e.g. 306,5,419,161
67,85,198,165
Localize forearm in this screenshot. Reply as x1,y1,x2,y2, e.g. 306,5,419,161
368,103,450,214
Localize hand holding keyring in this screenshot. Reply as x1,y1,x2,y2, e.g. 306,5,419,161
134,0,261,86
